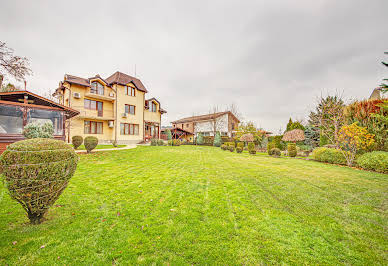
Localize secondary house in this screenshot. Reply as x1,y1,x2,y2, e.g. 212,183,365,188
171,111,240,138
0,90,79,153
53,71,166,144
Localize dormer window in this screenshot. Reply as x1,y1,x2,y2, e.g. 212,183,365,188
91,81,104,95
125,86,136,96
151,102,157,112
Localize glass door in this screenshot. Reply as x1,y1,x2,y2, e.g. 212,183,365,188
97,102,103,117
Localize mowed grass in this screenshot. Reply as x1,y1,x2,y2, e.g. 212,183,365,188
0,146,387,265
72,144,126,150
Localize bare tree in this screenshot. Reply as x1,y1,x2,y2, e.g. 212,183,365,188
226,103,243,121
0,41,32,88
208,105,223,136
309,93,345,145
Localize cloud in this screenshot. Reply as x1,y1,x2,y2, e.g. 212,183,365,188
1,0,387,132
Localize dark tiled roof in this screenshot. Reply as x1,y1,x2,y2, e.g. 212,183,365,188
64,74,90,87
171,111,239,124
105,71,148,93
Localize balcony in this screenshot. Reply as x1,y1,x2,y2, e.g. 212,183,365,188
71,106,115,121
84,92,115,102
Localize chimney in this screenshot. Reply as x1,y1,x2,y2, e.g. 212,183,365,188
24,80,27,91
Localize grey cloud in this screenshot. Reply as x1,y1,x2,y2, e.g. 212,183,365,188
1,0,386,132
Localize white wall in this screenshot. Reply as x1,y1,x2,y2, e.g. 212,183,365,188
194,114,228,136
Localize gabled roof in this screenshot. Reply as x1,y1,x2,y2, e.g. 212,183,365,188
105,71,148,93
88,74,110,86
171,111,240,124
145,97,167,114
64,74,90,87
0,90,80,118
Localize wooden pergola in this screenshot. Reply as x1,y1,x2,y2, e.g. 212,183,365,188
171,127,193,140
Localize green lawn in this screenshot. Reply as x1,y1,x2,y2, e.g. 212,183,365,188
0,146,387,264
72,144,126,150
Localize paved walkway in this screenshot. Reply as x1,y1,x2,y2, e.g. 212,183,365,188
75,144,137,153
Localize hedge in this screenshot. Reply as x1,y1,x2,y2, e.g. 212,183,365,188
312,147,346,165
357,151,388,174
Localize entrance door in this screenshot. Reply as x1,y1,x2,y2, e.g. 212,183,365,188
97,102,103,117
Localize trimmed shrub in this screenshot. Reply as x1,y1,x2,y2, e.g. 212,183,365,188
225,142,235,147
150,139,158,146
267,142,275,155
228,146,235,152
168,140,173,146
312,147,347,165
203,136,214,146
158,139,164,146
84,136,98,153
271,148,281,157
173,139,181,146
236,147,243,153
213,132,222,147
23,122,53,139
0,138,78,224
248,142,256,155
237,142,244,149
221,144,227,150
357,151,388,173
287,143,297,157
72,136,83,149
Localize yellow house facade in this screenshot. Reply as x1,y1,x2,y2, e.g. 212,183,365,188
53,71,166,144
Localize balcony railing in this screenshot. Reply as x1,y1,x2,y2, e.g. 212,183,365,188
70,106,115,120
84,92,115,102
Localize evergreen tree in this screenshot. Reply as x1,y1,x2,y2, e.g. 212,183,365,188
213,131,222,147
286,118,293,131
304,125,319,147
196,133,204,145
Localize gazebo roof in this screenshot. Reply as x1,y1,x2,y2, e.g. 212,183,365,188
239,133,254,142
282,129,305,142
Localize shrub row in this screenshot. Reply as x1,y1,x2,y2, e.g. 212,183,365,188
151,139,165,146
312,147,347,165
356,151,388,174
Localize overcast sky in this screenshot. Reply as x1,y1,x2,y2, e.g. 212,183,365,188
1,0,387,132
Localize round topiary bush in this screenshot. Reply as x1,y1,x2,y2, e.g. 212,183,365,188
287,143,297,157
0,138,78,224
173,139,181,146
151,139,158,146
72,136,83,149
84,136,98,153
236,147,243,153
229,146,235,152
271,148,281,157
167,140,173,146
158,139,164,146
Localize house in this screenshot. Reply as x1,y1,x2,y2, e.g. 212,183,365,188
53,71,166,144
0,90,79,153
171,111,240,138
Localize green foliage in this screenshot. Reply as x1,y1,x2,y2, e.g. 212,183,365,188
304,125,320,147
84,136,98,153
225,142,235,147
23,122,53,139
271,148,281,157
236,147,243,153
221,144,227,150
196,133,204,145
158,139,164,146
287,143,297,157
235,121,264,146
272,136,285,150
356,151,388,174
203,136,214,146
173,139,181,146
267,142,275,155
213,132,222,147
166,129,172,140
237,142,244,149
0,138,78,224
248,142,256,155
228,146,235,152
286,118,305,131
72,136,83,149
312,147,347,165
168,140,173,146
319,132,329,147
151,139,158,146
